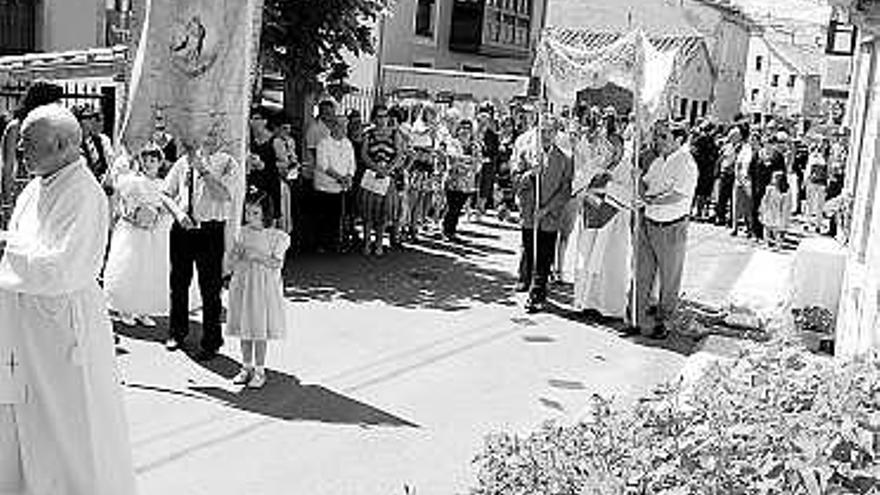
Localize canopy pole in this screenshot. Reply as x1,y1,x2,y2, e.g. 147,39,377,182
630,35,645,330
533,81,545,297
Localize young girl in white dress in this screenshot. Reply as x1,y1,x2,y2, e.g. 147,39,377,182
760,170,792,251
227,192,290,388
104,145,184,326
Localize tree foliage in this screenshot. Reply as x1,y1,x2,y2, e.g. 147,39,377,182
260,0,389,90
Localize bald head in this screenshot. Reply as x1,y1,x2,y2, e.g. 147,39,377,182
18,104,83,177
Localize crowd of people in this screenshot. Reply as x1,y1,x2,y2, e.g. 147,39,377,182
689,116,849,245
241,97,535,257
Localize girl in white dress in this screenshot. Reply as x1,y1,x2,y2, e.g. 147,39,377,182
104,145,184,326
227,192,290,388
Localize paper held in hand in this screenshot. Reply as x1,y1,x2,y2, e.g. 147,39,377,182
360,169,391,196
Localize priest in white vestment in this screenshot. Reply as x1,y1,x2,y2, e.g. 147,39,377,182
566,116,632,319
0,104,137,494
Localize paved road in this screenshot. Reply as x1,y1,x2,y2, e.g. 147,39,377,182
116,217,791,495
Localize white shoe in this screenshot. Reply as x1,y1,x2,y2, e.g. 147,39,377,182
247,369,266,388
120,314,137,327
232,367,253,385
138,315,157,327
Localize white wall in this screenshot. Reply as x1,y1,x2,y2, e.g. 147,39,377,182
837,34,880,357
682,0,750,122
743,35,811,118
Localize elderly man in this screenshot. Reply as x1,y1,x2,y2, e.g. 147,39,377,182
0,104,136,493
514,115,574,313
627,120,698,339
314,113,355,253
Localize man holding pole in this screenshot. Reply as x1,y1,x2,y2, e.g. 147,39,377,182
513,115,573,314
627,120,697,339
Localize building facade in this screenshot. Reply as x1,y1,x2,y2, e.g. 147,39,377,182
0,0,133,56
378,0,547,75
681,0,753,122
742,35,823,121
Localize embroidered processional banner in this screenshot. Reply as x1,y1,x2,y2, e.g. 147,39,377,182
121,0,264,244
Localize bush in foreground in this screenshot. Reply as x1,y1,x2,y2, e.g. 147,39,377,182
472,336,880,494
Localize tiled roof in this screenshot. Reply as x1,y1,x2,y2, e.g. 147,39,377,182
763,37,823,75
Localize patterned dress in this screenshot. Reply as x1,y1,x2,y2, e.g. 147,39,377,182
358,127,400,225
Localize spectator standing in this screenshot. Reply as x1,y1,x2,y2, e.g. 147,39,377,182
407,105,440,239
302,99,337,251
271,115,298,234
443,119,482,241
690,120,719,221
248,107,282,223
827,135,847,200
359,104,405,256
805,142,828,233
714,127,740,226
387,105,410,248
732,126,758,238
476,105,500,218
345,109,367,248
151,110,178,176
314,114,356,252
496,115,517,221
75,105,117,193
760,170,792,250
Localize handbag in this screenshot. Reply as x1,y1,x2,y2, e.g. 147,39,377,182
360,169,390,196
582,195,620,228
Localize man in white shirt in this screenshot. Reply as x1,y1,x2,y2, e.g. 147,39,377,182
627,120,698,339
314,114,355,252
163,136,239,360
305,99,336,181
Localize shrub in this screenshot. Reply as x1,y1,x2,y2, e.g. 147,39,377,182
471,337,880,494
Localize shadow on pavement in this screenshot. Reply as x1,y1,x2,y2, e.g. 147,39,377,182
537,298,702,357
285,241,519,311
189,355,418,427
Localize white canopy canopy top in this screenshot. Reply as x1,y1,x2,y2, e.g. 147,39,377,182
533,27,689,123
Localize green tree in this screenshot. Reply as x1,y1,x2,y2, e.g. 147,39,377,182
260,0,388,137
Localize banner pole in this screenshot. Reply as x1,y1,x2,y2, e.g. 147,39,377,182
630,33,645,330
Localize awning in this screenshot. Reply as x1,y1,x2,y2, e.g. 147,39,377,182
382,65,530,102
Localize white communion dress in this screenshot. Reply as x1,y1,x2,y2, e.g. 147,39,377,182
104,173,176,316
226,226,290,340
